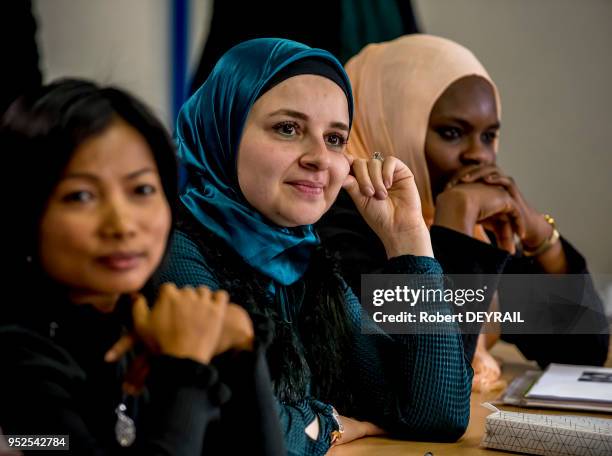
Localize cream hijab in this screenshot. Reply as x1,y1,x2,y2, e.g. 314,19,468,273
345,34,501,227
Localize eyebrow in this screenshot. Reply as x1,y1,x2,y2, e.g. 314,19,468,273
443,116,501,130
62,167,155,182
268,108,350,132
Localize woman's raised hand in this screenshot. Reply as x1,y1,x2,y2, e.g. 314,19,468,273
434,180,526,253
131,284,229,364
342,153,433,258
452,164,554,250
105,285,254,365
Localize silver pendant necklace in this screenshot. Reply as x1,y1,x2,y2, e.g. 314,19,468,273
115,402,136,447
115,335,137,447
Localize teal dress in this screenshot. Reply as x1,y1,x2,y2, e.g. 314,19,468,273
156,229,473,456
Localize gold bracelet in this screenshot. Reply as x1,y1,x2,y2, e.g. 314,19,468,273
330,407,344,445
522,214,560,257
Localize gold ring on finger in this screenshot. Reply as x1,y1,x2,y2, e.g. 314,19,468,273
373,151,384,162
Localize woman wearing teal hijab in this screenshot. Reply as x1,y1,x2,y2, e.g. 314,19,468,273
157,38,472,455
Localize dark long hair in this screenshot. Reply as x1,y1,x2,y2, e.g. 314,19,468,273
177,208,356,412
1,79,178,324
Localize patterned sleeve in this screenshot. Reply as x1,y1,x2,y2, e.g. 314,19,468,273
342,255,473,441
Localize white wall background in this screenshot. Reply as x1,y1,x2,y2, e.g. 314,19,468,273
34,0,213,128
414,0,612,302
33,0,611,305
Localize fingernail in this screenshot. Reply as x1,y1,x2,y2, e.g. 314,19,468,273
367,186,375,196
104,351,115,362
384,180,391,189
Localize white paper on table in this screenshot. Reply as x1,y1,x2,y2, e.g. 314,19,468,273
526,364,612,403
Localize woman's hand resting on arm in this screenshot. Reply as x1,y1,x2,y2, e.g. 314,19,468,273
332,416,385,447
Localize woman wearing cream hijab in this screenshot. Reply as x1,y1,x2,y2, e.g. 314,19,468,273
318,34,609,391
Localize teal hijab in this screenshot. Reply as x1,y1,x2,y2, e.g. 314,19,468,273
176,38,353,286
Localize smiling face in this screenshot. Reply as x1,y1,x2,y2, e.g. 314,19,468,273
425,75,500,198
39,120,172,304
236,74,351,227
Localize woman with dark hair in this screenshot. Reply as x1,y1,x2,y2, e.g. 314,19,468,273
0,79,284,455
156,38,472,456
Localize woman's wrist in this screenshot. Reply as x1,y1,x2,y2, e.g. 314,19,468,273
521,213,555,250
381,223,433,258
433,190,478,236
521,214,567,271
160,343,214,365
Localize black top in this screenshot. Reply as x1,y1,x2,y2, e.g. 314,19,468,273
189,0,420,92
0,298,285,455
317,189,610,367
